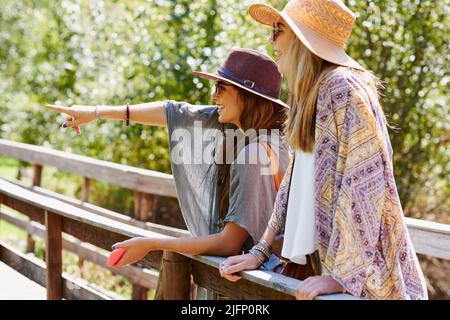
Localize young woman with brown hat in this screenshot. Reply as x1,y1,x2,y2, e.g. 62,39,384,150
47,48,291,267
219,0,428,300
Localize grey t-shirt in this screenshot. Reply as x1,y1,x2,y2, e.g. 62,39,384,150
164,100,290,252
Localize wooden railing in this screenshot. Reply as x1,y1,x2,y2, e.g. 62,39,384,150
1,139,450,300
0,138,177,218
0,177,188,299
0,178,356,300
0,138,183,299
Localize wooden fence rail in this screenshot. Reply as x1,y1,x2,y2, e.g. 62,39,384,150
0,209,159,289
1,139,450,300
0,139,177,225
0,240,124,300
0,139,176,198
0,178,356,300
0,139,184,299
1,139,449,258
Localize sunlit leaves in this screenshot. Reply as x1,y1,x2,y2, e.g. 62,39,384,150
0,0,448,217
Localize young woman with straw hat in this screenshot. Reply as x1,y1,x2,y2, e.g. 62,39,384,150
219,0,428,300
47,48,291,266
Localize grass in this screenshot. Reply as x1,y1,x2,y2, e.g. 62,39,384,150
0,156,19,179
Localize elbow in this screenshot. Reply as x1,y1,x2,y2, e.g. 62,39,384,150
196,228,247,257
190,247,205,256
217,225,248,256
220,239,244,257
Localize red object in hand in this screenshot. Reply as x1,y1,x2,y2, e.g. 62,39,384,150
107,248,127,267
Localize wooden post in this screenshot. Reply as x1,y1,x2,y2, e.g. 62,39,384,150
131,284,149,300
25,164,42,253
45,210,63,300
25,233,35,253
133,191,141,220
154,251,191,300
133,191,155,221
82,177,90,203
33,164,42,187
141,193,155,221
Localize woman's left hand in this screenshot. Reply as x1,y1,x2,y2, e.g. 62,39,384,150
295,275,346,300
111,237,154,268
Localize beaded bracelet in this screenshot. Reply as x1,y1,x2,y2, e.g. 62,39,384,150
258,239,273,252
252,244,271,261
256,248,271,261
249,248,266,264
255,243,271,255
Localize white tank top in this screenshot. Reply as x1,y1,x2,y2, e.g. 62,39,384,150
281,149,318,265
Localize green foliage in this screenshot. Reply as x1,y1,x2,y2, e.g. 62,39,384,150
0,0,448,218
0,156,19,178
347,0,450,217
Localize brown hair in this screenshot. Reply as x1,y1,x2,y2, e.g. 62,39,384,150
217,87,286,223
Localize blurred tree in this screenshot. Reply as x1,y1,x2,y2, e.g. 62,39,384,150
347,0,449,218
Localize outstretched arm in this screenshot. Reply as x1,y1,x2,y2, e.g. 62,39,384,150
46,101,167,133
111,222,249,268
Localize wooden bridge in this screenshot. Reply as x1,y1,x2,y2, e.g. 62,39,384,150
1,138,449,300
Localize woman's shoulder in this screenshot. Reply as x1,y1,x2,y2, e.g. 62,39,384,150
319,66,359,91
317,67,374,104
164,100,221,129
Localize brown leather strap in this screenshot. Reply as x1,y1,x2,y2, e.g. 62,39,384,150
278,251,321,280
260,141,282,190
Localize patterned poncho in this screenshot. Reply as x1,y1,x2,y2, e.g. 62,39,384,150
268,67,428,300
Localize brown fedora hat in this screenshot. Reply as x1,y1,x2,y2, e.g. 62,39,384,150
192,48,289,109
249,0,365,71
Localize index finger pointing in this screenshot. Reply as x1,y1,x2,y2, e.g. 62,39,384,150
46,104,73,115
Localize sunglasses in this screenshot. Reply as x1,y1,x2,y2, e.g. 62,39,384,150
271,23,284,42
213,81,233,94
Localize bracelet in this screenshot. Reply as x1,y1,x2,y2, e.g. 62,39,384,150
253,244,271,261
249,250,265,264
249,249,266,264
258,239,273,252
125,102,130,126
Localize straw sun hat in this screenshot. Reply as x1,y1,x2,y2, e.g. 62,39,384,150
248,0,364,70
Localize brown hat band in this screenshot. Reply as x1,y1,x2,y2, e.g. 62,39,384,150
217,66,279,98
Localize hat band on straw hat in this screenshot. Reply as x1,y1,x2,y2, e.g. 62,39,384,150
284,0,354,48
217,66,279,98
248,1,365,71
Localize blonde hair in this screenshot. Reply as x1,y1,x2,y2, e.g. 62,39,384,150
278,30,383,152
